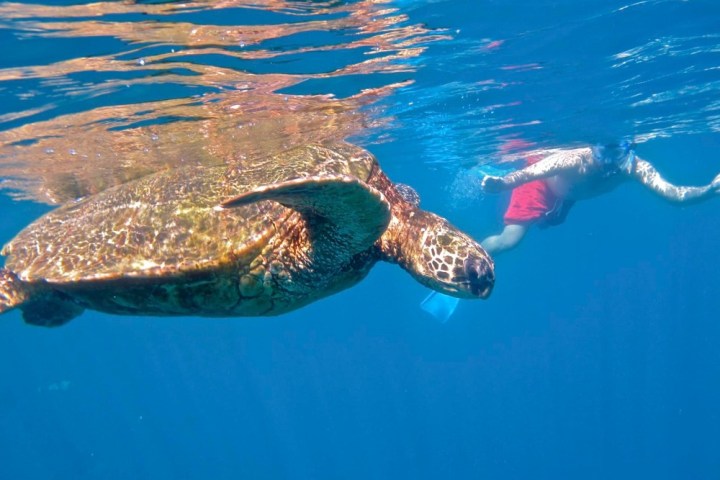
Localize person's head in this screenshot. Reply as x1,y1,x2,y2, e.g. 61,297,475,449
591,140,636,172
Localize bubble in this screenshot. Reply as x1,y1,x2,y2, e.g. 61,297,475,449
447,169,485,209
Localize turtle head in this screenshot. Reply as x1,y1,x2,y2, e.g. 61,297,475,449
379,210,495,299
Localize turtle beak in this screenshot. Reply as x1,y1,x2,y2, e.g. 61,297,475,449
462,255,494,298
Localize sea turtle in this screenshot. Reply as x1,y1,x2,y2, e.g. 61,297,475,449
0,142,494,327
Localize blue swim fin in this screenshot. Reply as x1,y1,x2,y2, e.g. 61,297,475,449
420,291,460,323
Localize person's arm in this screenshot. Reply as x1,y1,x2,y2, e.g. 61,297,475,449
631,157,720,204
481,149,586,193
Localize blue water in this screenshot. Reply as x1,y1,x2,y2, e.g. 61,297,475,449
1,1,719,478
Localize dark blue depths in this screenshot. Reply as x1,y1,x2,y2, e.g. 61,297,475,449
1,1,720,479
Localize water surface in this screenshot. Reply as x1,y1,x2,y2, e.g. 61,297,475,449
0,1,719,478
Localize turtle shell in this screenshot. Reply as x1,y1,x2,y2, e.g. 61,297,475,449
2,143,378,284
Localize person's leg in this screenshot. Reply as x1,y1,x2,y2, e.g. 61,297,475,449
481,224,528,255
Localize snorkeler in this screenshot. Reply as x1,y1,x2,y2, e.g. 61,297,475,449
421,141,720,321
479,141,720,253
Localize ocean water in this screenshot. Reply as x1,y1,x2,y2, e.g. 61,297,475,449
1,0,719,479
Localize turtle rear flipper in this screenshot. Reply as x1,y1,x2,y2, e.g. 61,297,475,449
0,269,30,315
220,174,391,255
21,295,84,327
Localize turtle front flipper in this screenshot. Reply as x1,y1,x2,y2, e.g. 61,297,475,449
0,269,30,315
1,269,84,326
220,174,391,256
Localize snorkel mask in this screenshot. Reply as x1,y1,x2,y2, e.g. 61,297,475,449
591,140,636,173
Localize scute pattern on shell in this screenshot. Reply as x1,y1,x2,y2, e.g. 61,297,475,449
2,143,377,284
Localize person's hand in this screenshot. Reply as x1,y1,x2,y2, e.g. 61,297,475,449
712,173,720,194
481,175,506,194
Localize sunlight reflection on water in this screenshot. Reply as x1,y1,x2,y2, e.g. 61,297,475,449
0,0,448,204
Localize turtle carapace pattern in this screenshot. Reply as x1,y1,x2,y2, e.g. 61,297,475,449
0,143,494,326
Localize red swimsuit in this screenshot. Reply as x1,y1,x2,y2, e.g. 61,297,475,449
502,155,558,225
